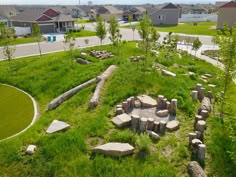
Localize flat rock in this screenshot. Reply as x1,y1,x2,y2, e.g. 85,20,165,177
26,145,37,155
112,113,131,128
93,142,134,157
156,109,169,117
137,95,157,108
146,130,160,140
166,120,180,131
46,120,70,134
161,69,176,77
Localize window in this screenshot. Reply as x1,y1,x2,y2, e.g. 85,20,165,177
158,15,165,20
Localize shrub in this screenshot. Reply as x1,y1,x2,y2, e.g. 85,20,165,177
135,133,151,153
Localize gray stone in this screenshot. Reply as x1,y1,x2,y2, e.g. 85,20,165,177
156,109,169,117
112,113,131,128
166,120,180,131
134,100,141,108
161,69,176,77
188,161,207,177
146,130,160,140
137,95,157,108
46,120,70,134
26,145,37,155
93,143,134,157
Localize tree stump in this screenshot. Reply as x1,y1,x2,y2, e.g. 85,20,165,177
200,110,209,120
192,90,198,101
153,121,160,133
147,118,154,130
122,101,129,113
157,95,165,109
160,121,167,134
194,115,203,129
189,132,197,145
131,114,140,132
196,120,206,133
198,144,206,163
169,99,177,115
198,87,205,101
140,117,148,133
188,161,207,177
130,96,135,108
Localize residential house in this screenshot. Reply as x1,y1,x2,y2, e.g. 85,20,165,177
217,1,236,29
11,8,75,33
0,5,18,27
123,6,146,21
147,3,180,26
53,6,87,18
96,6,123,21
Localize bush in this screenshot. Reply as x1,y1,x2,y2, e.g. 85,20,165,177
135,133,151,153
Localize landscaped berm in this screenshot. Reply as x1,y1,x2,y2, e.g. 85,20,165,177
0,84,34,140
0,42,235,177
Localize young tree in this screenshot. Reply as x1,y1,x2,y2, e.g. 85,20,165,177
0,23,16,62
96,17,107,45
192,37,202,56
138,14,159,62
108,16,122,54
64,33,76,62
32,23,43,57
128,15,132,27
216,24,236,118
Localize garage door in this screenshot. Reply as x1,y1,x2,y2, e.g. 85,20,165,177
39,24,55,34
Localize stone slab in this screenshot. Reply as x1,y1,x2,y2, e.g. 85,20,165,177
46,120,70,134
137,95,157,108
93,142,134,157
166,120,180,131
112,113,131,128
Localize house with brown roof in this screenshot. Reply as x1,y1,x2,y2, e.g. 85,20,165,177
96,6,123,21
147,3,180,26
217,1,236,29
11,8,75,34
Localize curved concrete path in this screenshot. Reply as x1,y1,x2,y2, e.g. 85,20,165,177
0,84,39,142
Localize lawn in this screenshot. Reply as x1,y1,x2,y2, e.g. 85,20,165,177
66,30,96,38
0,84,34,140
0,37,41,47
125,22,217,36
0,43,235,177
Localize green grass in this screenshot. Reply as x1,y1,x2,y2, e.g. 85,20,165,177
0,43,235,177
0,37,41,46
0,84,34,140
66,30,96,38
125,22,217,36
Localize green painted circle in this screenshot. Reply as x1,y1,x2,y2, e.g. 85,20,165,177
0,84,34,140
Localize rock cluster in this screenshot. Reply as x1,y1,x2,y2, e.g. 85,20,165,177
90,50,114,59
130,56,144,62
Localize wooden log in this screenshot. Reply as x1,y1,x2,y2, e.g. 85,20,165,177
48,77,100,110
160,121,167,134
199,97,211,113
139,117,148,133
131,115,140,132
169,99,177,115
89,65,117,108
188,161,207,177
153,121,160,133
198,144,206,163
147,118,154,130
192,90,198,101
189,132,197,145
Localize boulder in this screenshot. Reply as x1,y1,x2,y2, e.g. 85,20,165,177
137,95,157,108
161,69,176,77
166,120,180,131
26,145,37,155
93,143,134,157
46,120,70,134
188,161,207,177
112,113,131,128
156,109,169,117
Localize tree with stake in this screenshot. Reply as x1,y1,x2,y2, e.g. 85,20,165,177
96,17,107,45
108,16,122,54
32,23,43,57
216,24,236,118
64,33,76,63
0,23,16,62
192,38,202,56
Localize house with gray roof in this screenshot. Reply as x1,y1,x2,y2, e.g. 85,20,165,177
0,5,18,27
147,3,180,26
123,6,146,21
96,6,123,21
11,8,75,33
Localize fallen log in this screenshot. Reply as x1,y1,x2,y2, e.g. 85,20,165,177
199,97,211,113
89,65,117,108
75,58,91,64
188,161,207,177
48,77,100,110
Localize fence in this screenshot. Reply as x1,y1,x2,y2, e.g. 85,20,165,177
179,14,218,22
14,27,31,36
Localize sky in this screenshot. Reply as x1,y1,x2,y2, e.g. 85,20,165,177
0,0,229,5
